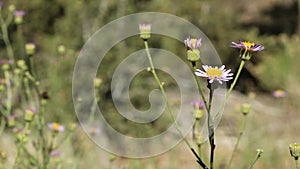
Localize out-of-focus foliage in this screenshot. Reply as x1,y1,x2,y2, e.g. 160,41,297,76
1,0,299,141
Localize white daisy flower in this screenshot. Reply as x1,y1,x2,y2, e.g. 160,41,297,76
195,65,234,84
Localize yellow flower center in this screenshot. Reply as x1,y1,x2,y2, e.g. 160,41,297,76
242,41,254,48
206,68,222,77
191,38,197,45
52,123,60,130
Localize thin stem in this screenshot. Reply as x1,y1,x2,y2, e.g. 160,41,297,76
226,60,245,98
17,24,25,59
193,65,208,110
12,144,21,169
295,158,299,169
88,97,98,124
213,60,246,123
226,114,248,169
29,57,37,79
144,40,190,148
208,87,215,169
249,151,263,169
0,116,6,137
4,70,12,115
0,13,15,62
197,144,204,169
143,40,208,169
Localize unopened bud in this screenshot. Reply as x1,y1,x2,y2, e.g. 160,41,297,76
138,24,151,40
290,143,300,159
94,78,102,88
25,43,36,56
241,103,251,115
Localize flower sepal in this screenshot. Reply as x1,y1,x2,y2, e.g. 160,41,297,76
187,49,200,62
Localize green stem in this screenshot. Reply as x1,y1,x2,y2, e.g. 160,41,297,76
144,40,191,148
4,70,12,115
249,151,263,169
143,40,208,169
226,114,248,169
193,65,209,110
24,76,34,108
197,144,203,169
0,12,15,63
226,60,245,98
208,87,215,169
0,116,6,137
213,60,246,123
17,24,25,59
88,97,98,124
295,158,299,169
29,57,37,79
12,144,21,169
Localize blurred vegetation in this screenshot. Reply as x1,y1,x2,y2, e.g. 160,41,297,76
0,0,300,168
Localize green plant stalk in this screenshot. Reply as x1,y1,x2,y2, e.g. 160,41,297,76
208,87,215,169
193,65,208,110
5,10,13,25
88,96,98,124
43,133,57,168
24,77,35,108
144,40,191,147
226,60,245,98
0,116,6,137
12,123,30,169
213,59,246,124
295,158,300,169
4,70,12,115
249,151,262,169
37,101,47,169
0,13,15,62
226,114,248,169
17,25,25,59
12,143,22,169
194,118,204,165
29,57,37,79
143,40,208,169
197,144,204,169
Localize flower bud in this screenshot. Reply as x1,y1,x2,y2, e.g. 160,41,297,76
187,49,200,62
25,43,36,56
14,10,25,24
2,64,9,71
8,5,15,12
241,103,251,115
0,84,4,92
94,78,102,88
14,68,21,75
24,108,36,122
109,154,116,162
68,123,77,132
7,115,16,127
0,151,7,160
184,37,202,62
289,143,300,159
139,24,151,40
57,45,66,55
17,60,27,70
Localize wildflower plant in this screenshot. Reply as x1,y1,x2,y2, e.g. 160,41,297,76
0,4,77,169
138,23,265,169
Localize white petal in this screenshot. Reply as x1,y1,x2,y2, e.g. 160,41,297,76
220,65,225,70
202,65,209,71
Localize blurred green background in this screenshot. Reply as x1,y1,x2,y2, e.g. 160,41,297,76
1,0,300,168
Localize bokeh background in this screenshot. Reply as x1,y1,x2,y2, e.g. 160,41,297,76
1,0,300,168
